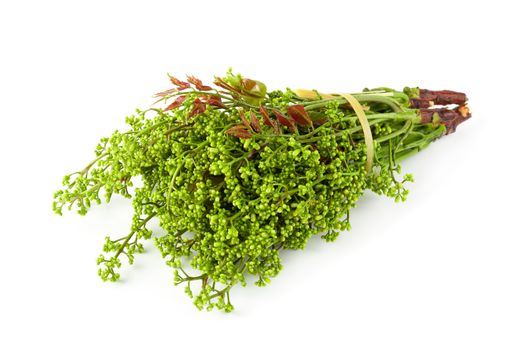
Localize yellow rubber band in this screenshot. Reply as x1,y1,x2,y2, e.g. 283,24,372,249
338,93,374,173
293,89,334,100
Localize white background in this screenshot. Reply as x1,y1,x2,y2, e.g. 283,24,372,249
1,1,524,349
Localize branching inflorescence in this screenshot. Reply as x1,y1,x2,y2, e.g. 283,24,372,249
53,70,471,312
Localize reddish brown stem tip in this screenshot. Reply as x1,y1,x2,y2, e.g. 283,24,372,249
411,89,467,108
420,105,471,134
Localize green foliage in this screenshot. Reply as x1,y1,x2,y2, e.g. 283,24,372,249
53,72,448,312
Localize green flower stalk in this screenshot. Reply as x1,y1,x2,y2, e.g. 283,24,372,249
53,70,471,312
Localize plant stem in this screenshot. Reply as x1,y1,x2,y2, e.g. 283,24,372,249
375,120,412,143
114,212,156,259
304,94,403,112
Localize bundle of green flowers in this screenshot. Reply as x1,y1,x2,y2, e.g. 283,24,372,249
53,70,471,312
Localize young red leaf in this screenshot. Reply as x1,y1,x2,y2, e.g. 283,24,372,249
168,75,191,90
287,105,312,126
241,79,257,91
164,95,186,111
249,111,261,133
154,88,177,98
189,98,206,118
259,105,274,128
187,76,212,91
240,79,266,99
213,77,242,95
225,125,252,139
313,117,328,127
203,95,225,108
274,109,296,132
239,110,251,128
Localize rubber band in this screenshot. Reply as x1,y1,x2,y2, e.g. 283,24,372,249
293,89,334,100
338,93,374,173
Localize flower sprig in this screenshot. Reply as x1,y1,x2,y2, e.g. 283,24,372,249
53,70,470,312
